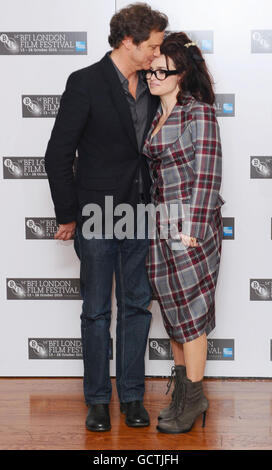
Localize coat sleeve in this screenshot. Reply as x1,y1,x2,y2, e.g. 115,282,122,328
184,104,223,240
44,71,91,224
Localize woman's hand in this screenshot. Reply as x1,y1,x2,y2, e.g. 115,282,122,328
54,221,76,241
180,233,199,247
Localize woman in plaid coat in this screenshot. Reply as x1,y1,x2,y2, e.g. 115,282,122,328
142,32,225,434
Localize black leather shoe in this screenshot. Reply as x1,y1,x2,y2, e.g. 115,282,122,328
120,400,150,427
86,404,111,432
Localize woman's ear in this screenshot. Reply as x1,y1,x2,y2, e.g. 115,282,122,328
178,71,186,81
178,70,186,88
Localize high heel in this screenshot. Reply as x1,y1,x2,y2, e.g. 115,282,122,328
202,410,207,428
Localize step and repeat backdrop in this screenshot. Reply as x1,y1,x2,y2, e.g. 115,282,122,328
1,0,272,377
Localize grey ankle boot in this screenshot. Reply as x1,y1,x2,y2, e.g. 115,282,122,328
157,376,209,434
158,365,186,421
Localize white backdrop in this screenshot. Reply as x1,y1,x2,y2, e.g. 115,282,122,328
1,0,272,377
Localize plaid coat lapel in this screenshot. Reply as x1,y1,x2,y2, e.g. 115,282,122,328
144,95,195,157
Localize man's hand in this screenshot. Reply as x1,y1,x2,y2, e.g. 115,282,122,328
54,221,77,241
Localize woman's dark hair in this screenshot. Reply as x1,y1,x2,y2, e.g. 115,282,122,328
160,32,215,105
108,2,168,49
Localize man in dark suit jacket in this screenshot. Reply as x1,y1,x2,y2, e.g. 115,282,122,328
45,3,167,431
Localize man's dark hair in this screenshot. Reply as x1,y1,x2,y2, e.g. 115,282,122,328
108,2,168,49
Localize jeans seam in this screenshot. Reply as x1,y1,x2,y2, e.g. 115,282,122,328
118,245,126,403
81,322,90,390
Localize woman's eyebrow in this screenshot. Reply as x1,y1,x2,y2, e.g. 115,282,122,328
150,67,168,70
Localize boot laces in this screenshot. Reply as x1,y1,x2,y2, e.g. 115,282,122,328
173,378,186,414
165,366,176,395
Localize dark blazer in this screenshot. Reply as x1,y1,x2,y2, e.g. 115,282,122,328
44,53,159,225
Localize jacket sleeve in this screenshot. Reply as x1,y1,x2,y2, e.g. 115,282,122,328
44,71,91,224
186,104,223,240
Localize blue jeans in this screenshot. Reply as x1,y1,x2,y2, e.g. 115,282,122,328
74,224,152,405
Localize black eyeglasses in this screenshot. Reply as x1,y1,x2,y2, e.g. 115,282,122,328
144,69,181,81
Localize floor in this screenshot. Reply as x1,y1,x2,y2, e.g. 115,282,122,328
0,377,271,450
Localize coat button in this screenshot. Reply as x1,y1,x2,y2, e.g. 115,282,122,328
153,169,158,178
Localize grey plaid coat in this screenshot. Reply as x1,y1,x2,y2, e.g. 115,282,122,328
142,94,225,343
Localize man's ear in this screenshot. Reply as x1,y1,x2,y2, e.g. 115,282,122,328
122,36,133,50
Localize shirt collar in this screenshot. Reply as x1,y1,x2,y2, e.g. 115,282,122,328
107,52,147,92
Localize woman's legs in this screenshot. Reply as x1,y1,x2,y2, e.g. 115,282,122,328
171,332,207,382
170,339,185,366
